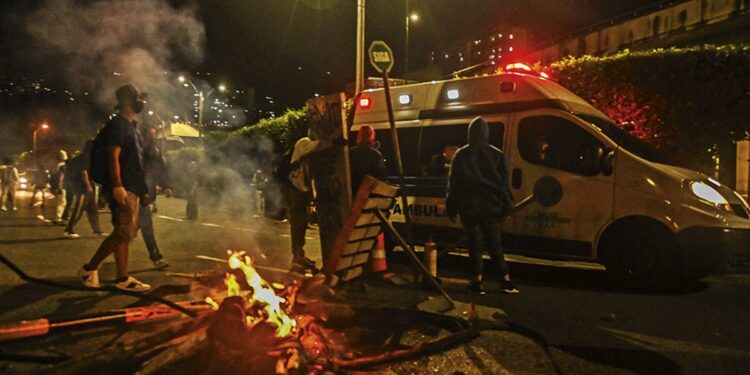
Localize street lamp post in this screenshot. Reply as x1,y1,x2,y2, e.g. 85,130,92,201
178,76,226,137
404,1,418,77
355,0,366,94
32,122,50,165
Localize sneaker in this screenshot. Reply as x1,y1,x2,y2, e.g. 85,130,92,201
1,207,7,211
292,257,318,272
78,267,100,288
63,231,80,239
499,280,520,294
115,277,151,292
153,259,169,269
468,281,486,295
12,207,18,211
94,231,109,237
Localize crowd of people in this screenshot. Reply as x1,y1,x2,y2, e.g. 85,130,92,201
3,83,518,296
1,84,171,293
279,116,518,295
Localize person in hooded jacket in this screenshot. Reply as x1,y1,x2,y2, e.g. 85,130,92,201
446,116,518,295
349,125,387,193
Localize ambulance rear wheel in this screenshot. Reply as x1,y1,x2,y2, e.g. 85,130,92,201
600,220,681,290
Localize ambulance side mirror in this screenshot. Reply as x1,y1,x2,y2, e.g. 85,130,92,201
600,148,615,176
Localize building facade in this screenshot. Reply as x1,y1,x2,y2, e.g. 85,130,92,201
527,0,750,64
428,27,530,76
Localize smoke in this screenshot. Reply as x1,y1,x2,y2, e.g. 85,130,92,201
21,0,270,230
25,0,206,119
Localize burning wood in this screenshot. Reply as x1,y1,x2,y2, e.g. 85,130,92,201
27,250,479,374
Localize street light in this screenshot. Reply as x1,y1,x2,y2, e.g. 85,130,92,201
405,0,419,77
32,122,50,165
177,75,227,137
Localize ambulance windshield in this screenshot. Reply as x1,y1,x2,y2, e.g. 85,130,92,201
578,114,671,165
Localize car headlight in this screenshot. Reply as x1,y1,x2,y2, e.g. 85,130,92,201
690,181,732,211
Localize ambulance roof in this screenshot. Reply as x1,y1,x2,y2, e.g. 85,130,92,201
352,73,609,129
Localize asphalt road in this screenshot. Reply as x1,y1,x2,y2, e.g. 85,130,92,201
1,191,749,374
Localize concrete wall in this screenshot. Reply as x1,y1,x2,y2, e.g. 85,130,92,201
528,0,749,64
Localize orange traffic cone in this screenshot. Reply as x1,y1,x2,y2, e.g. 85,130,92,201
370,233,388,273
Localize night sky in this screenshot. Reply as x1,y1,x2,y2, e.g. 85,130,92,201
1,0,662,108
0,0,663,158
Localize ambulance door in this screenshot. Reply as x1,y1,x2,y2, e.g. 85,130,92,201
505,110,615,258
389,115,508,231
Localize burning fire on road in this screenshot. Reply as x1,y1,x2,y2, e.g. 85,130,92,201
0,251,482,374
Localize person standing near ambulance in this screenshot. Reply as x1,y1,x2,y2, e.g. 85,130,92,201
349,125,387,193
79,84,151,292
285,131,335,274
446,116,518,295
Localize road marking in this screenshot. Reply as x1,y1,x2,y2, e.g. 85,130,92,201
505,254,605,271
194,255,305,275
601,327,750,357
434,249,605,271
156,214,314,240
156,215,183,222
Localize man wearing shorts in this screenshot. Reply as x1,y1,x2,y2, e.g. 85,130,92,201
79,84,151,292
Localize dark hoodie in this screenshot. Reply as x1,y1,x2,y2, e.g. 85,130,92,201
446,117,513,220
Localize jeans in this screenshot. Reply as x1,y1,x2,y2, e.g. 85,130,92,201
55,189,66,221
286,187,309,260
463,216,509,277
139,204,162,261
64,190,102,234
61,189,74,220
1,184,15,209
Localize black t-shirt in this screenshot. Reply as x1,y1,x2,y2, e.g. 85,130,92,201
101,116,148,195
349,145,387,193
64,150,91,193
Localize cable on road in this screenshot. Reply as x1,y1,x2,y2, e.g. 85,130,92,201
0,254,197,317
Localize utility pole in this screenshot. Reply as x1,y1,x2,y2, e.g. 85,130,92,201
178,76,225,137
197,91,205,136
355,0,366,94
405,0,410,76
404,1,419,78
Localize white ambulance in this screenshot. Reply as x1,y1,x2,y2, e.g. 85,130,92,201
350,68,750,287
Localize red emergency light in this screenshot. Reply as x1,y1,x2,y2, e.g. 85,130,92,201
505,63,532,72
358,97,372,109
504,62,551,80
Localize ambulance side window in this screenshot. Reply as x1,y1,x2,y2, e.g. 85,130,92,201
419,123,504,177
373,127,422,177
518,116,603,176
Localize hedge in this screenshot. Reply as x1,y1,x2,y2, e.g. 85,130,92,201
549,45,750,184
204,108,307,179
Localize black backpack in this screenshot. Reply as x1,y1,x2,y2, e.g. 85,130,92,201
89,125,109,186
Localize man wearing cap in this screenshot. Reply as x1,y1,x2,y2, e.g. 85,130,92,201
79,84,151,292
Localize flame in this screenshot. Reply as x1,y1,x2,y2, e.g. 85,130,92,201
205,297,219,311
226,251,297,337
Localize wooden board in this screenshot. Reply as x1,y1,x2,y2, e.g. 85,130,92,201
324,175,399,282
307,93,352,268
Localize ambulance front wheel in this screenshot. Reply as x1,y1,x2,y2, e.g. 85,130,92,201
599,218,683,290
